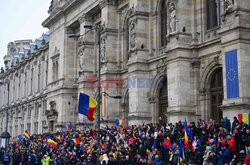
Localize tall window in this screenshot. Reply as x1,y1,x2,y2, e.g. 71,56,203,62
38,64,41,92
34,122,38,133
27,123,31,133
21,124,24,133
210,69,223,121
207,0,221,29
53,60,59,81
30,68,33,95
24,72,27,97
161,0,167,46
46,60,48,85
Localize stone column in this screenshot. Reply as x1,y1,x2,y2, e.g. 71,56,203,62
76,13,96,126
124,1,152,125
99,0,122,124
38,100,42,134
220,0,250,120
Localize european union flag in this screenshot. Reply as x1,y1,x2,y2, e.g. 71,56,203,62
225,49,239,98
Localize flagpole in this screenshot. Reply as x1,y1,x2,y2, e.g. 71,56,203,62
97,24,102,165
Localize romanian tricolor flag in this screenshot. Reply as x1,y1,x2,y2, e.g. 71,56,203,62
47,138,57,149
55,136,61,142
184,119,190,148
71,138,80,145
64,125,70,131
158,116,163,121
146,149,150,155
60,130,65,135
238,113,250,126
101,118,105,124
157,130,163,136
179,138,185,165
23,130,31,140
33,142,38,148
78,93,97,121
116,119,124,126
101,87,106,117
200,121,207,128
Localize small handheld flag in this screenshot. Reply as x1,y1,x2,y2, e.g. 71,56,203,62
23,130,31,140
71,138,80,145
64,125,70,131
47,138,57,149
116,119,124,126
184,119,190,148
101,118,105,124
158,116,163,121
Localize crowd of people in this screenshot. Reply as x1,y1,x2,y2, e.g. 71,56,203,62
0,116,250,165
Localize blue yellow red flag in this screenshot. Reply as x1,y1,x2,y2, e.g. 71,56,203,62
184,119,190,148
23,130,31,140
78,93,97,121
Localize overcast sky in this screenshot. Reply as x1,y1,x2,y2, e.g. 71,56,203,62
0,0,50,68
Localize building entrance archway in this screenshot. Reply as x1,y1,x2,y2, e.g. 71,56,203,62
159,78,168,122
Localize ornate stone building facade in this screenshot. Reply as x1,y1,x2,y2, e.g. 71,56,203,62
0,33,49,136
1,0,250,136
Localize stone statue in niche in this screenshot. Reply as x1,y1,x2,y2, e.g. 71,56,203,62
78,47,85,71
101,36,106,63
169,2,177,33
223,0,234,12
129,20,136,50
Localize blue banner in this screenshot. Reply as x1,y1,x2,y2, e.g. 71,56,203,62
225,49,239,98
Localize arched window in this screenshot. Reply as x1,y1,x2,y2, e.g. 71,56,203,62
210,68,223,121
161,0,167,46
159,78,168,121
207,0,221,29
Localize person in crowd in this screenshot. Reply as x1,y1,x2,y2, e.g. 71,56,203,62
41,155,50,165
2,151,10,165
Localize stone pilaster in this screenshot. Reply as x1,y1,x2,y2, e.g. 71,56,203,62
166,51,197,123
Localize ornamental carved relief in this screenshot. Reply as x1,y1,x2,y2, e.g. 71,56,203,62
156,59,167,74
101,36,107,63
223,0,235,12
129,20,136,51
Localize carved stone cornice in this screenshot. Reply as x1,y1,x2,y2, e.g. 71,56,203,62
99,0,117,9
78,13,93,23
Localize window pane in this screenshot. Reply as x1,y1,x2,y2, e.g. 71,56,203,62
207,0,213,29
218,69,222,87
211,95,217,104
218,94,223,105
207,0,220,29
211,75,216,88
215,0,220,26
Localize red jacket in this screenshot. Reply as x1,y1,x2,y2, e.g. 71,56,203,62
228,137,235,152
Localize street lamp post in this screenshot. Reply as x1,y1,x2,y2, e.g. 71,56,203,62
0,80,10,149
69,24,121,165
